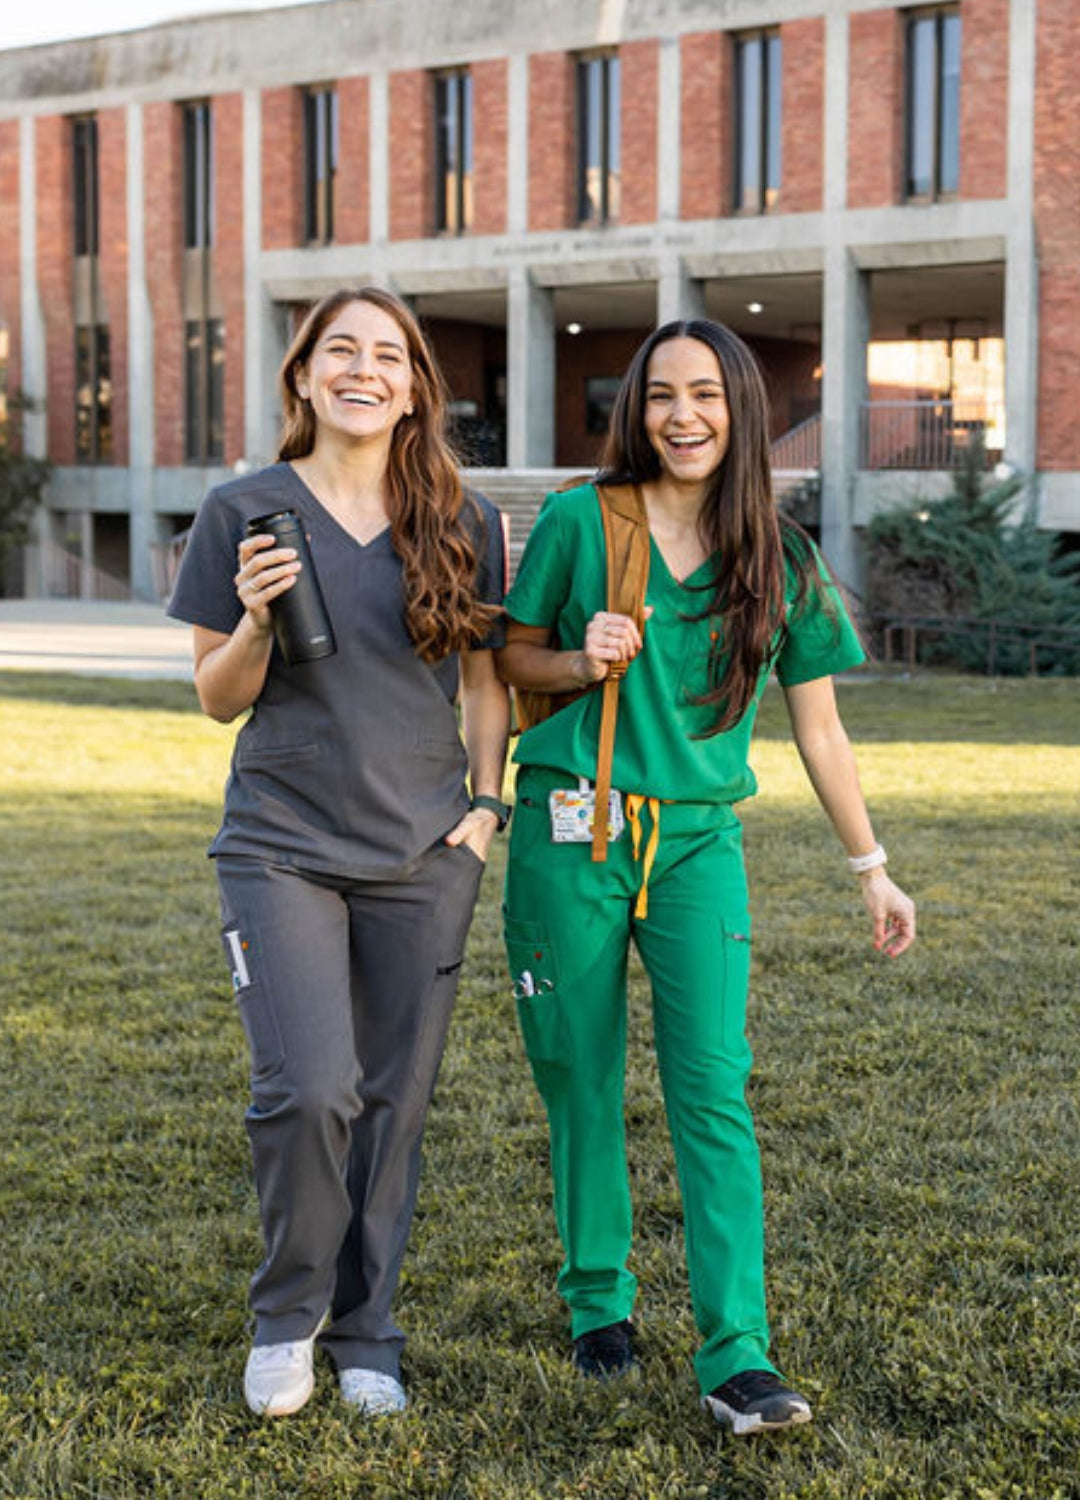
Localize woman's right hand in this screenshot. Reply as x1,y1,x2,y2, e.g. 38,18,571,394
578,609,651,682
234,534,301,632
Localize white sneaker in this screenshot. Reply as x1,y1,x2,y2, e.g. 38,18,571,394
244,1336,318,1417
339,1368,407,1415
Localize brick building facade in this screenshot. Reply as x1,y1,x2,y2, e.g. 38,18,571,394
0,0,1075,599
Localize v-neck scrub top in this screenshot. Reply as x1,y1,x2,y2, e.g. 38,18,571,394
506,482,864,805
168,462,506,878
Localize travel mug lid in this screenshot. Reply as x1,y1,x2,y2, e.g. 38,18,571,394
245,508,299,534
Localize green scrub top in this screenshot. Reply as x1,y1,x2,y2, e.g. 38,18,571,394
506,482,865,805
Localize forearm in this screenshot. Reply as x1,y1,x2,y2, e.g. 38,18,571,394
193,617,275,723
794,724,878,857
460,651,511,798
783,678,878,856
495,639,596,694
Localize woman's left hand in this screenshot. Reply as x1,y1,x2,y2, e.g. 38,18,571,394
860,870,916,958
444,807,498,864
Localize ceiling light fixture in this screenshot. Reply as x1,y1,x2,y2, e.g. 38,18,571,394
566,321,583,335
747,301,764,315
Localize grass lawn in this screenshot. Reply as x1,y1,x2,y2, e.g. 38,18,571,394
1,670,1077,1499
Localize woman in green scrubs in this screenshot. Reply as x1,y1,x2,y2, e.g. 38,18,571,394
497,319,915,1436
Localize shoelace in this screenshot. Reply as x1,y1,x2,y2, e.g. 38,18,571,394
724,1370,794,1402
249,1342,309,1369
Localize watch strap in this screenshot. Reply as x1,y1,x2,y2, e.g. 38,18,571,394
470,794,511,831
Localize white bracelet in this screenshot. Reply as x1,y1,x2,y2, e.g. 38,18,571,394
848,844,887,875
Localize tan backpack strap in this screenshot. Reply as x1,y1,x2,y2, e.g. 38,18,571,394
591,484,650,862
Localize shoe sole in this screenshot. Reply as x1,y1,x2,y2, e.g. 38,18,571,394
702,1394,812,1436
343,1396,407,1416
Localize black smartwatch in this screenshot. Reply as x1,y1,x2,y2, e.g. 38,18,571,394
470,794,511,831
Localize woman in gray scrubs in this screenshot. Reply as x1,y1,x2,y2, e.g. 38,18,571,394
168,286,509,1419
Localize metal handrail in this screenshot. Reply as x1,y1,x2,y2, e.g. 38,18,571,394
860,399,1005,471
770,412,821,472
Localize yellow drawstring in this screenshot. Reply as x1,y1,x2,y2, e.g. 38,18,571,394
625,795,662,920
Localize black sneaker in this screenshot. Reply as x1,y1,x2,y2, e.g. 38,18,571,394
703,1369,812,1435
572,1319,637,1378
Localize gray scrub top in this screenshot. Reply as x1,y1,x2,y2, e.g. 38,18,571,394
168,461,506,878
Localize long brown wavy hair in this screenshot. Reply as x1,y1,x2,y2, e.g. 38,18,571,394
277,286,501,661
598,318,828,736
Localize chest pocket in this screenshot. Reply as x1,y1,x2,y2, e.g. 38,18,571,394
647,601,715,706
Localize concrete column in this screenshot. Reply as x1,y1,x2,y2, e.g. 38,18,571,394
369,70,389,247
1003,0,1038,495
506,268,555,467
19,117,48,595
820,245,869,589
77,509,94,600
243,88,284,467
657,256,704,326
507,53,529,236
823,10,849,217
818,9,863,588
126,102,159,600
657,36,680,224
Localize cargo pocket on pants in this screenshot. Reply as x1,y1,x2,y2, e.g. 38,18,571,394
719,916,753,1058
504,914,569,1068
221,923,285,1083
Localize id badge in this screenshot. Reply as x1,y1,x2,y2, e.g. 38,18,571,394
549,780,625,844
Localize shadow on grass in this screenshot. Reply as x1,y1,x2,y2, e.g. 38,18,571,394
754,672,1080,745
0,670,201,713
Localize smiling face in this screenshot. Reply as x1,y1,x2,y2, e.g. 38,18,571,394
642,336,731,492
295,298,415,450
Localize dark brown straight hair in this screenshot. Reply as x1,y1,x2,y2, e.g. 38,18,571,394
277,286,500,662
598,318,823,735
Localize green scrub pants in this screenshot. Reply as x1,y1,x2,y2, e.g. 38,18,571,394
503,765,778,1395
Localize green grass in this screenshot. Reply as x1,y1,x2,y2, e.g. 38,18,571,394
1,669,1078,1499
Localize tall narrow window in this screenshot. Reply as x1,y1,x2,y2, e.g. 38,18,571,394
75,325,112,463
185,318,225,463
734,30,781,213
304,86,338,244
72,116,99,257
434,69,473,234
183,101,215,249
906,7,961,200
577,53,620,226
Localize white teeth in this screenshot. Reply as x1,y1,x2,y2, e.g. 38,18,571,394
338,391,379,406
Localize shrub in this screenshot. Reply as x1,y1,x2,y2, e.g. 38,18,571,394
0,391,51,593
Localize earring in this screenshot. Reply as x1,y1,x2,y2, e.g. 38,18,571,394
404,404,414,416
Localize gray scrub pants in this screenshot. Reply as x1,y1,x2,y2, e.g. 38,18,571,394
216,841,484,1378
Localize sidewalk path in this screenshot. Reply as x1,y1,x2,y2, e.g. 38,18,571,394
0,600,194,680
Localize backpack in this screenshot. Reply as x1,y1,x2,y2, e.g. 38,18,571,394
514,482,650,862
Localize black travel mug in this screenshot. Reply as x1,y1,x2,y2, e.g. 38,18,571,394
244,509,337,665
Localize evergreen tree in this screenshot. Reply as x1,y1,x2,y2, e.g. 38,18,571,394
863,435,1080,674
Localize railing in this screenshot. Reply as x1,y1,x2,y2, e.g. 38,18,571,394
873,613,1080,676
860,400,1005,471
23,540,133,602
770,412,821,473
149,532,191,604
